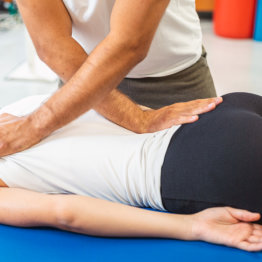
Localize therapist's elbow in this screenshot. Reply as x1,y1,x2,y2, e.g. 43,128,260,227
125,40,149,63
34,40,56,66
129,41,149,63
109,33,150,64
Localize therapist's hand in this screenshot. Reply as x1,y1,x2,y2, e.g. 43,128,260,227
0,113,42,157
142,97,223,133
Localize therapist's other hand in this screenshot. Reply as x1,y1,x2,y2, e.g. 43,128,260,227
192,207,262,252
143,97,223,133
0,113,41,157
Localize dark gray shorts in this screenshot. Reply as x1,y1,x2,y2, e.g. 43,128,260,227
117,48,217,109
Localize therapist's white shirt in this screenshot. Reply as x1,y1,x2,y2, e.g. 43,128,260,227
0,96,180,210
62,0,202,78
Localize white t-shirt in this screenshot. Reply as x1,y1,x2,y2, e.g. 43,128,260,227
63,0,202,78
0,95,180,210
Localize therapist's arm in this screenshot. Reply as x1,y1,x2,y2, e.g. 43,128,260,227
17,0,221,132
0,188,261,252
16,0,155,133
0,0,222,157
16,0,173,135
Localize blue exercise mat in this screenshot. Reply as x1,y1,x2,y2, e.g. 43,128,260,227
0,224,262,262
254,0,262,41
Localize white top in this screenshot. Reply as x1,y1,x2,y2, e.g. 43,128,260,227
63,0,202,78
0,95,180,210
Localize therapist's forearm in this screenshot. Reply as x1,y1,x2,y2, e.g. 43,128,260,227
39,36,87,84
40,37,148,133
17,0,147,134
30,34,146,136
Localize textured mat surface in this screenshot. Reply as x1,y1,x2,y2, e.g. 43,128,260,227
0,224,262,262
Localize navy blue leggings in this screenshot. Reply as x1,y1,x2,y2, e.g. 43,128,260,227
161,92,262,222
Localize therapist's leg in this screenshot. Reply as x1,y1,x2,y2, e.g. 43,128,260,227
161,92,262,221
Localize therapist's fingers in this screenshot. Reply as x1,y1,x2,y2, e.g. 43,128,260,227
169,97,223,116
143,97,223,132
0,114,42,157
0,113,14,123
0,114,24,126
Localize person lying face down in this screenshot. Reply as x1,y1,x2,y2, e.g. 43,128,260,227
0,92,261,252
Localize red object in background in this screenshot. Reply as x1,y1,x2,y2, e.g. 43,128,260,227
214,0,257,38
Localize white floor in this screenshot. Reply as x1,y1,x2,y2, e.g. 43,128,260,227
0,24,58,107
0,21,261,108
201,21,262,96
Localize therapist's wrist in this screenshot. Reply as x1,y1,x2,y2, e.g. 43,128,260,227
28,104,59,140
129,109,152,134
140,109,161,133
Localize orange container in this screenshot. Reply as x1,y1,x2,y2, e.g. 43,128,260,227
196,0,215,12
214,0,257,38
